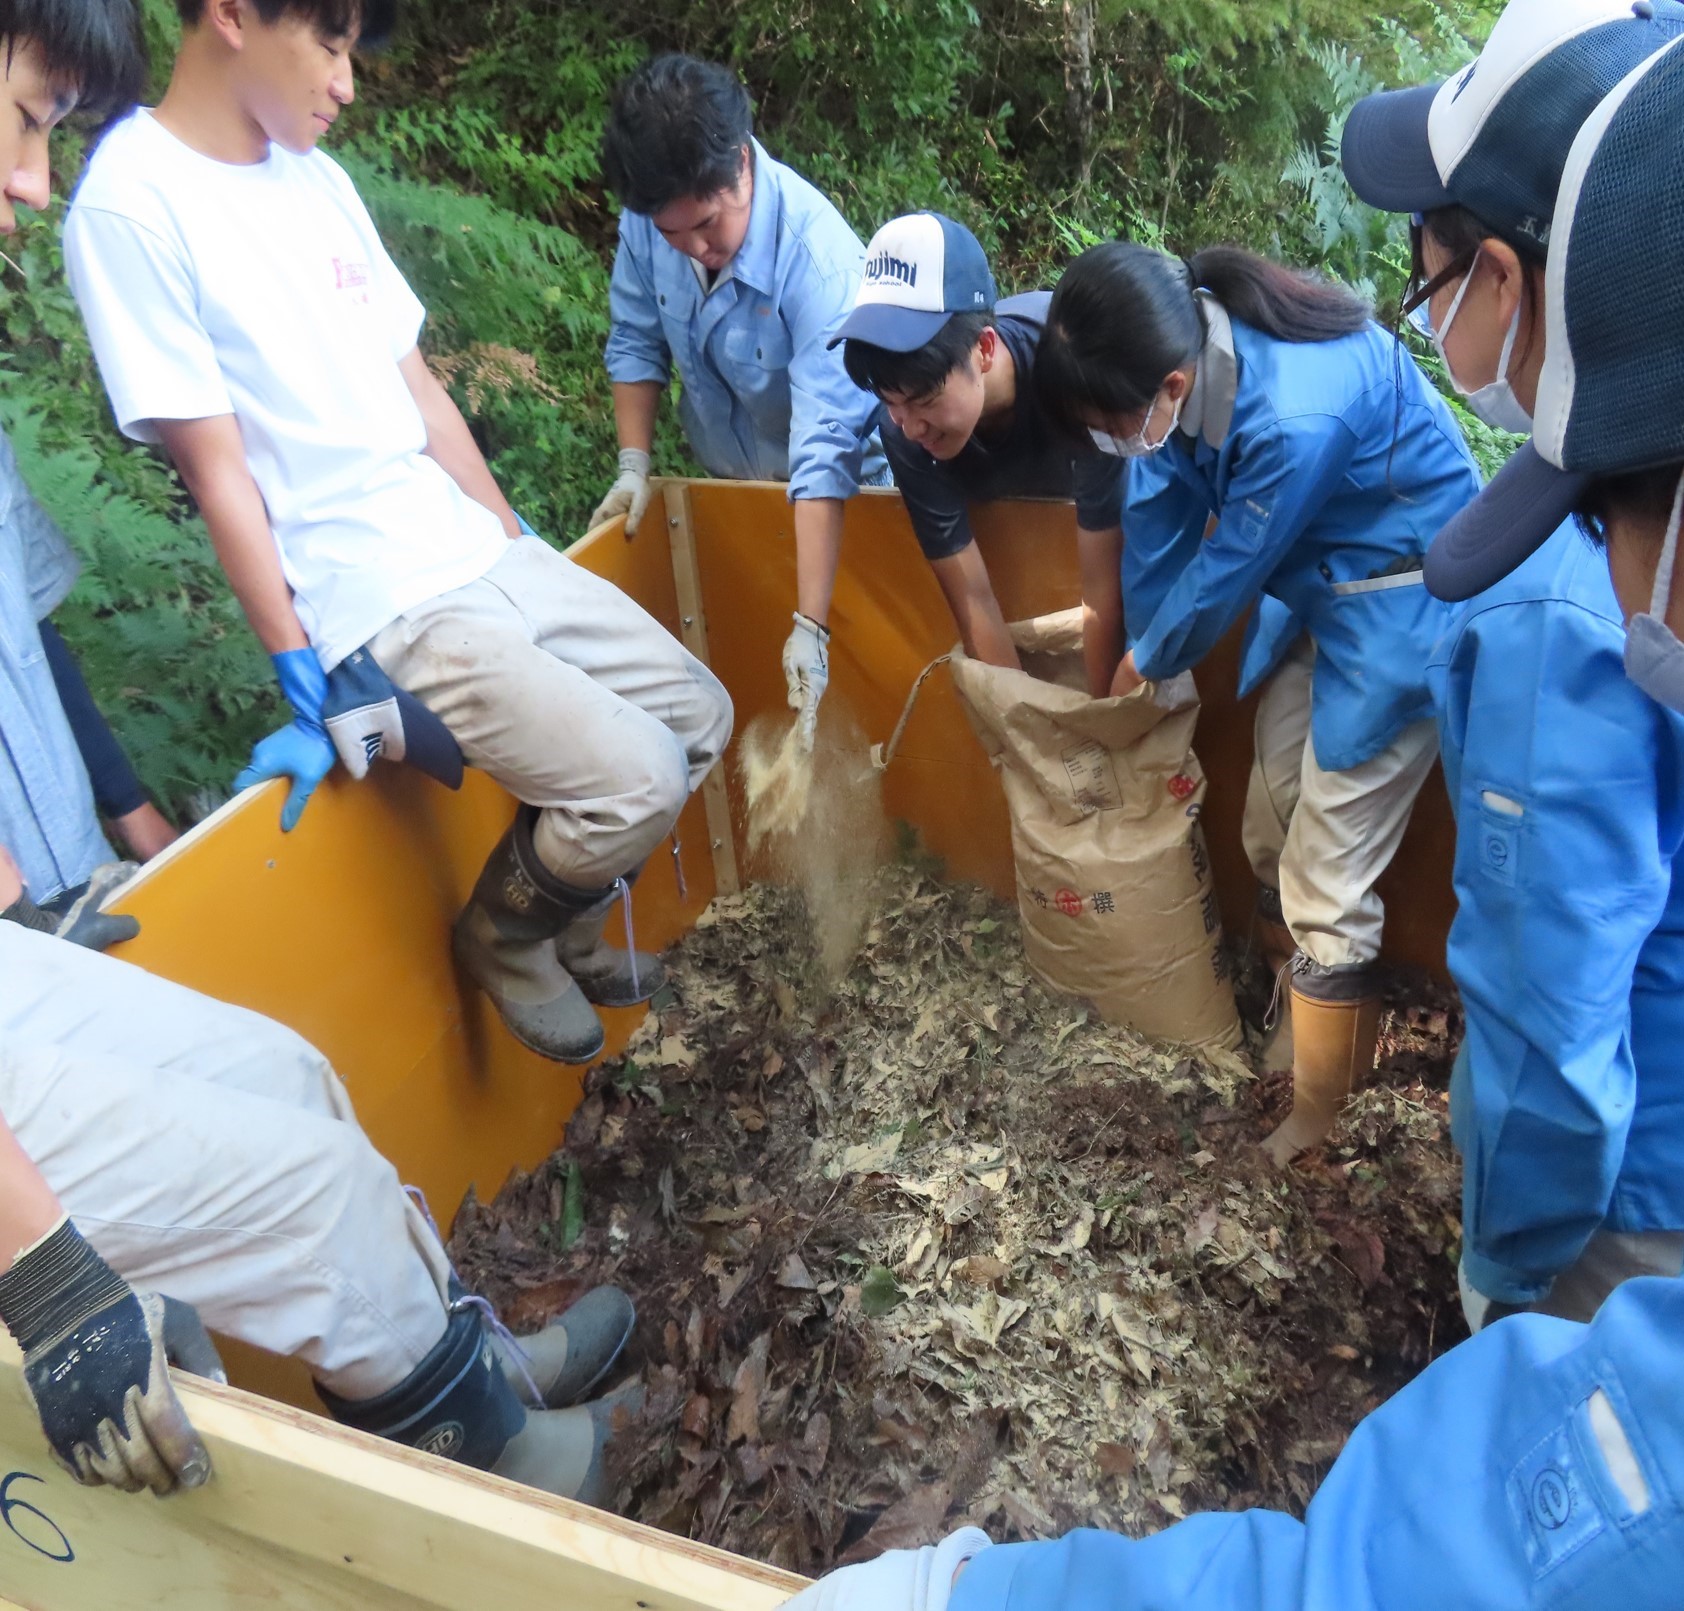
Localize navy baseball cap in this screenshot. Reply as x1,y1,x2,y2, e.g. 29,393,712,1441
829,213,997,352
1427,33,1684,599
323,647,465,788
1342,0,1684,258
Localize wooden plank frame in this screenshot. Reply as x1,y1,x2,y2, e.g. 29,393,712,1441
0,1336,805,1610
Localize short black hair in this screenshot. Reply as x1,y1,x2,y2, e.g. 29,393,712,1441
842,313,994,402
173,0,397,49
601,54,753,217
1575,462,1684,550
1,0,146,123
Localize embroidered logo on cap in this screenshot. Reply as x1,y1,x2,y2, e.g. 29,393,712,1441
865,252,919,287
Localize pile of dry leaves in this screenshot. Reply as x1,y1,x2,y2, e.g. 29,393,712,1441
450,864,1465,1573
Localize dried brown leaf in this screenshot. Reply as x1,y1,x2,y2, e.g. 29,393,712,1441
727,1333,771,1443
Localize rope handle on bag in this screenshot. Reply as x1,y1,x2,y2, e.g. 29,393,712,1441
871,653,953,772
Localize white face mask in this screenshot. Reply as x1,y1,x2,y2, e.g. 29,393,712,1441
1410,262,1534,435
1624,471,1684,714
1089,390,1184,459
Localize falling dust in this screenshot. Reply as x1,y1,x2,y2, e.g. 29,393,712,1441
739,703,889,985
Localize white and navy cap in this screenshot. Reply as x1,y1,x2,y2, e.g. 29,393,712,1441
1426,33,1684,599
1342,0,1684,256
829,212,997,352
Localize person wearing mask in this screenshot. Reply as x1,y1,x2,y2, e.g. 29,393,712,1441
1032,243,1480,1162
597,54,886,749
1342,0,1684,1326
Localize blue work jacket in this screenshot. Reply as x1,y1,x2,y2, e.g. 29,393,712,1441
954,1275,1684,1610
0,428,111,903
1431,526,1684,1305
1126,314,1480,771
603,141,886,501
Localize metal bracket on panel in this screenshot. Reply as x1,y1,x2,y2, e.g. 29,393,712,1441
662,479,741,897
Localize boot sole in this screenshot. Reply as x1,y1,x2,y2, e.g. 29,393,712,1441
501,1015,607,1066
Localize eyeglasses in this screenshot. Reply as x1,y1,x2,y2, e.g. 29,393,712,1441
1401,215,1476,339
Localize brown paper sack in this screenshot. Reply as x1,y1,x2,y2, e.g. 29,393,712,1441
949,608,1241,1051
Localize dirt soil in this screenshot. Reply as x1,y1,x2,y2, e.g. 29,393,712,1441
449,863,1466,1574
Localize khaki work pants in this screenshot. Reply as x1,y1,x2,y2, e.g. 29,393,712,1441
1240,638,1439,969
1461,1231,1684,1331
0,925,452,1401
371,536,733,886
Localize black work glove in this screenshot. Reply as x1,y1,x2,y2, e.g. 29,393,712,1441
3,864,140,952
0,1220,216,1495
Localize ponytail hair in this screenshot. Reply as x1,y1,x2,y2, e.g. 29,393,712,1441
1188,245,1372,343
1035,241,1373,436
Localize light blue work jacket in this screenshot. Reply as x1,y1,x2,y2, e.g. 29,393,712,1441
1126,313,1480,770
604,140,885,500
0,428,111,902
1432,525,1684,1304
954,1276,1684,1610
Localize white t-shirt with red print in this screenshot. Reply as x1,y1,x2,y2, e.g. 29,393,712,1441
64,110,507,670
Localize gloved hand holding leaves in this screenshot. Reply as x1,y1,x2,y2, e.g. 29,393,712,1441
589,448,655,536
0,1218,221,1496
778,1528,991,1611
782,611,831,752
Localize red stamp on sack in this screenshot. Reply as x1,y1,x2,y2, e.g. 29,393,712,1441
1167,773,1197,801
1054,888,1084,916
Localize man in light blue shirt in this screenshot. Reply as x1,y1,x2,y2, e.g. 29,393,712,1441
0,426,116,909
597,54,886,748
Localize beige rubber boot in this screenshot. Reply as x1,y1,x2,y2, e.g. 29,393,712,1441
491,1385,643,1507
1255,913,1298,1074
1261,974,1382,1165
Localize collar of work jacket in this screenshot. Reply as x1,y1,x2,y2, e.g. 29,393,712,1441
1179,291,1238,449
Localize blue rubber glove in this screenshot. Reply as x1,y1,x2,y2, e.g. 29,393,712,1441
235,649,334,832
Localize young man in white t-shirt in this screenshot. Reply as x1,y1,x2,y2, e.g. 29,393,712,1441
64,0,734,1067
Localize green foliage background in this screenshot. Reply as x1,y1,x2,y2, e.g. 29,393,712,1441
6,0,1509,822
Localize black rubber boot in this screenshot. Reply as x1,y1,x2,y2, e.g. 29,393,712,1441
321,1306,635,1502
318,1303,525,1468
452,806,611,1063
554,868,666,1008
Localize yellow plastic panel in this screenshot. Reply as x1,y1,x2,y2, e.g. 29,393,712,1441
683,480,1455,972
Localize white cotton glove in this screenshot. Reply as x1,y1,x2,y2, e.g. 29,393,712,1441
782,611,831,752
778,1528,992,1611
588,447,654,535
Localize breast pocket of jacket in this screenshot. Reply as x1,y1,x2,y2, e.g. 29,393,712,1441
722,318,795,399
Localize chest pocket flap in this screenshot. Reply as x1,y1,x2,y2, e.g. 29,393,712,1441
724,317,794,370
